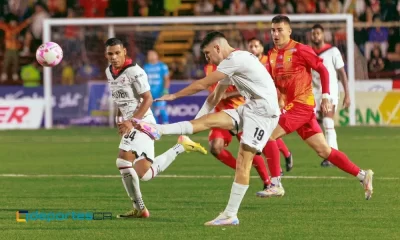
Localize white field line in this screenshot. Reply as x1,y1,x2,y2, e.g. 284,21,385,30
0,174,398,180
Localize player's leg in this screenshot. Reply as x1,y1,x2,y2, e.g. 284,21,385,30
235,133,272,188
134,111,235,140
276,138,293,172
209,129,237,169
134,135,207,181
301,117,374,200
116,132,148,219
321,104,338,167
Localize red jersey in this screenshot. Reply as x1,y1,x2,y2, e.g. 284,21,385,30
266,40,329,107
204,64,245,112
259,54,268,66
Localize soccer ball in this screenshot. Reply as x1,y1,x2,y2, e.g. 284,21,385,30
35,42,63,67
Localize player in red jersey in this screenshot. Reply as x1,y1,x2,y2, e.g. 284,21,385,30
201,63,272,190
247,37,294,173
256,15,374,200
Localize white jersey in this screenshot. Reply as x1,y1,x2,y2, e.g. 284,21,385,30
312,46,344,98
106,63,153,120
217,50,280,116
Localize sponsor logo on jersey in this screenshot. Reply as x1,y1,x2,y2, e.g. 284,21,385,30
112,90,128,99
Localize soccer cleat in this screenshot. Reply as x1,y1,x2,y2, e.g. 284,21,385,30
116,208,150,218
204,213,239,226
285,152,294,172
321,159,334,167
256,184,285,198
362,169,374,200
178,135,207,154
132,118,162,140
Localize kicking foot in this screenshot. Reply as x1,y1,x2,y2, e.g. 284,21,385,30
362,169,374,200
285,152,293,172
132,118,162,140
117,207,150,218
204,213,239,226
321,159,334,167
178,135,207,154
256,184,285,198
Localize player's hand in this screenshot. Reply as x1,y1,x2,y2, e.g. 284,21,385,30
118,120,134,135
342,94,350,109
154,94,176,102
320,98,332,114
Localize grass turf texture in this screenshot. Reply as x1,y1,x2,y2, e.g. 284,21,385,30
0,127,399,240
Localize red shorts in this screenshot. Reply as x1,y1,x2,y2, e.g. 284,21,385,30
208,128,242,146
279,102,322,140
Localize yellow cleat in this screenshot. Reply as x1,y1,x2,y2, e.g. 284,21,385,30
178,135,207,154
117,207,150,218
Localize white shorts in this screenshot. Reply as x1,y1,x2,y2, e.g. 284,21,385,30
314,91,339,113
223,99,279,152
118,114,156,160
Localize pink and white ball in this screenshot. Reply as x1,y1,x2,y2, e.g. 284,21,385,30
35,42,63,67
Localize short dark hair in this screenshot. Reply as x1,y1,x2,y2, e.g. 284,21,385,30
248,37,263,46
105,38,124,47
200,31,226,50
271,15,291,25
312,24,324,32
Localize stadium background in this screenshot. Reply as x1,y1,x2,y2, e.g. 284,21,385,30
0,1,400,239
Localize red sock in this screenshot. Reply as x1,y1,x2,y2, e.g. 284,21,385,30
327,148,360,176
216,149,237,169
276,138,291,158
252,155,271,185
263,140,281,177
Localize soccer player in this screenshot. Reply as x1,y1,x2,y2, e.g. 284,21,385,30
120,32,281,226
202,63,272,190
105,38,207,219
143,50,170,124
247,37,294,172
255,15,373,200
310,24,351,167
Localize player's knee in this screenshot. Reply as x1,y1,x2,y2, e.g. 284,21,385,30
315,145,331,159
209,141,224,157
322,117,335,130
140,169,152,181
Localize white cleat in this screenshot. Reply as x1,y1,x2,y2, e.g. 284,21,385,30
204,213,239,226
256,185,285,198
362,169,374,200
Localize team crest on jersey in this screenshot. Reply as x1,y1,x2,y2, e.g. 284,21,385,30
120,77,126,83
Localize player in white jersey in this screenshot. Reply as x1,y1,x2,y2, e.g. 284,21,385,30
119,32,280,226
104,38,207,219
310,24,351,167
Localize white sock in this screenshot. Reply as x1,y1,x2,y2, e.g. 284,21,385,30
357,169,366,181
271,177,281,187
116,158,146,210
141,144,185,181
159,121,193,135
323,117,338,150
224,182,249,217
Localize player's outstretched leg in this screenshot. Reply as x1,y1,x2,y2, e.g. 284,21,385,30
204,144,255,226
133,111,235,140
135,136,207,181
116,158,149,218
305,133,374,200
276,138,293,172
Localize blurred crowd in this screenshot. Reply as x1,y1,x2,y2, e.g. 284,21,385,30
0,0,399,86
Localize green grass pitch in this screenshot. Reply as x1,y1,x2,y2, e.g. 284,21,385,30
1,127,399,240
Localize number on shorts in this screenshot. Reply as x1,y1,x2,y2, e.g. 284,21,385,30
124,131,136,141
253,127,265,141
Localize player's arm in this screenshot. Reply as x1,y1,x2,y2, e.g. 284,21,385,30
162,63,170,94
222,90,241,100
298,44,331,113
195,83,229,119
333,48,350,108
130,68,153,119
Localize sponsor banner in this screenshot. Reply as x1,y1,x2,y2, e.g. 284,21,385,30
335,92,400,126
164,95,207,123
0,99,44,129
0,85,87,124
